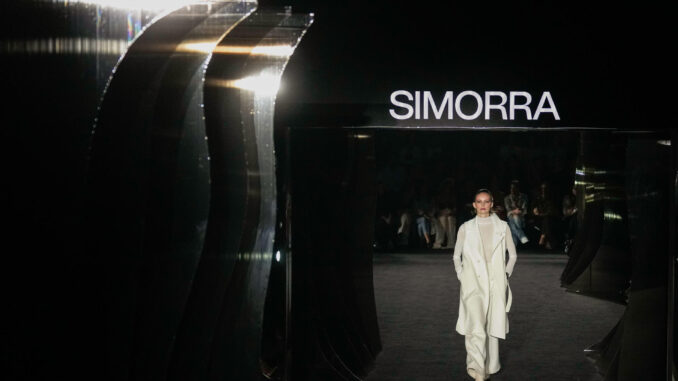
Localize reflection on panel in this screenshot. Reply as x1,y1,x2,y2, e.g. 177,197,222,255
2,37,130,55
289,128,382,380
2,1,182,379
561,131,631,303
614,136,671,381
172,8,312,381
87,2,257,379
563,132,672,380
86,2,314,380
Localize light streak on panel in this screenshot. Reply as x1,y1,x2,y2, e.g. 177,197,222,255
53,0,210,11
178,42,295,57
657,140,671,146
176,41,219,54
237,252,273,261
1,38,130,55
575,167,611,176
603,211,623,221
208,73,282,95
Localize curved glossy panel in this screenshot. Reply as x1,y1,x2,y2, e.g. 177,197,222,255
289,128,382,380
615,135,672,380
560,132,632,303
86,2,256,379
2,1,201,379
169,9,313,380
562,132,672,380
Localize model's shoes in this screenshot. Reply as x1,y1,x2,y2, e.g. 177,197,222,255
520,236,529,244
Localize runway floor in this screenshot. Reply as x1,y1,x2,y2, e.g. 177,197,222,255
365,251,625,381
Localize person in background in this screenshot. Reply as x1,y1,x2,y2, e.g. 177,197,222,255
395,184,416,248
413,183,433,248
433,177,457,249
504,180,529,245
532,182,557,250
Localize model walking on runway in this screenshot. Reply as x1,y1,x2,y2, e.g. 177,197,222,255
453,189,517,380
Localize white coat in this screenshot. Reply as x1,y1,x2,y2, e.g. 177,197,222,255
453,213,516,340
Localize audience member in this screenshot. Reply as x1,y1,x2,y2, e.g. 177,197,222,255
504,180,529,245
413,183,433,248
433,177,457,249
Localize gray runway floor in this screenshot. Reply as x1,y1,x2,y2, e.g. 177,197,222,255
365,252,625,381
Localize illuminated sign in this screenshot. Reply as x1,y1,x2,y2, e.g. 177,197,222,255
389,90,560,121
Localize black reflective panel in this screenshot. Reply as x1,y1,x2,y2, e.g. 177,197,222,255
564,131,672,380
288,128,382,380
2,2,165,379
561,132,632,303
672,129,678,379
86,2,257,379
614,135,672,380
169,9,313,381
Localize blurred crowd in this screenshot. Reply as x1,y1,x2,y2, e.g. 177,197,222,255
374,132,578,253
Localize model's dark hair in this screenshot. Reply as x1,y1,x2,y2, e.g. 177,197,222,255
474,188,494,202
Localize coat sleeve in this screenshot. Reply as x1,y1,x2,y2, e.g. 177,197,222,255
452,224,465,277
505,223,517,276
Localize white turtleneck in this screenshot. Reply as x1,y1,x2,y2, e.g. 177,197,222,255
477,215,494,263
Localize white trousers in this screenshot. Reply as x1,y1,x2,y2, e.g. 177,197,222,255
465,330,500,379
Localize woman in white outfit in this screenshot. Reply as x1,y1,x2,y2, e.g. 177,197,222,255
453,189,517,381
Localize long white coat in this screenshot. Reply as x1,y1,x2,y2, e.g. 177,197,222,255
453,214,516,339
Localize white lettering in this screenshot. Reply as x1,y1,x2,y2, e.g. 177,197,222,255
389,90,414,120
533,91,560,120
455,90,483,120
415,91,421,119
388,90,559,121
510,91,533,120
484,91,508,120
423,91,454,119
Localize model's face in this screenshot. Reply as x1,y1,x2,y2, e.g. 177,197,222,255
473,192,493,217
